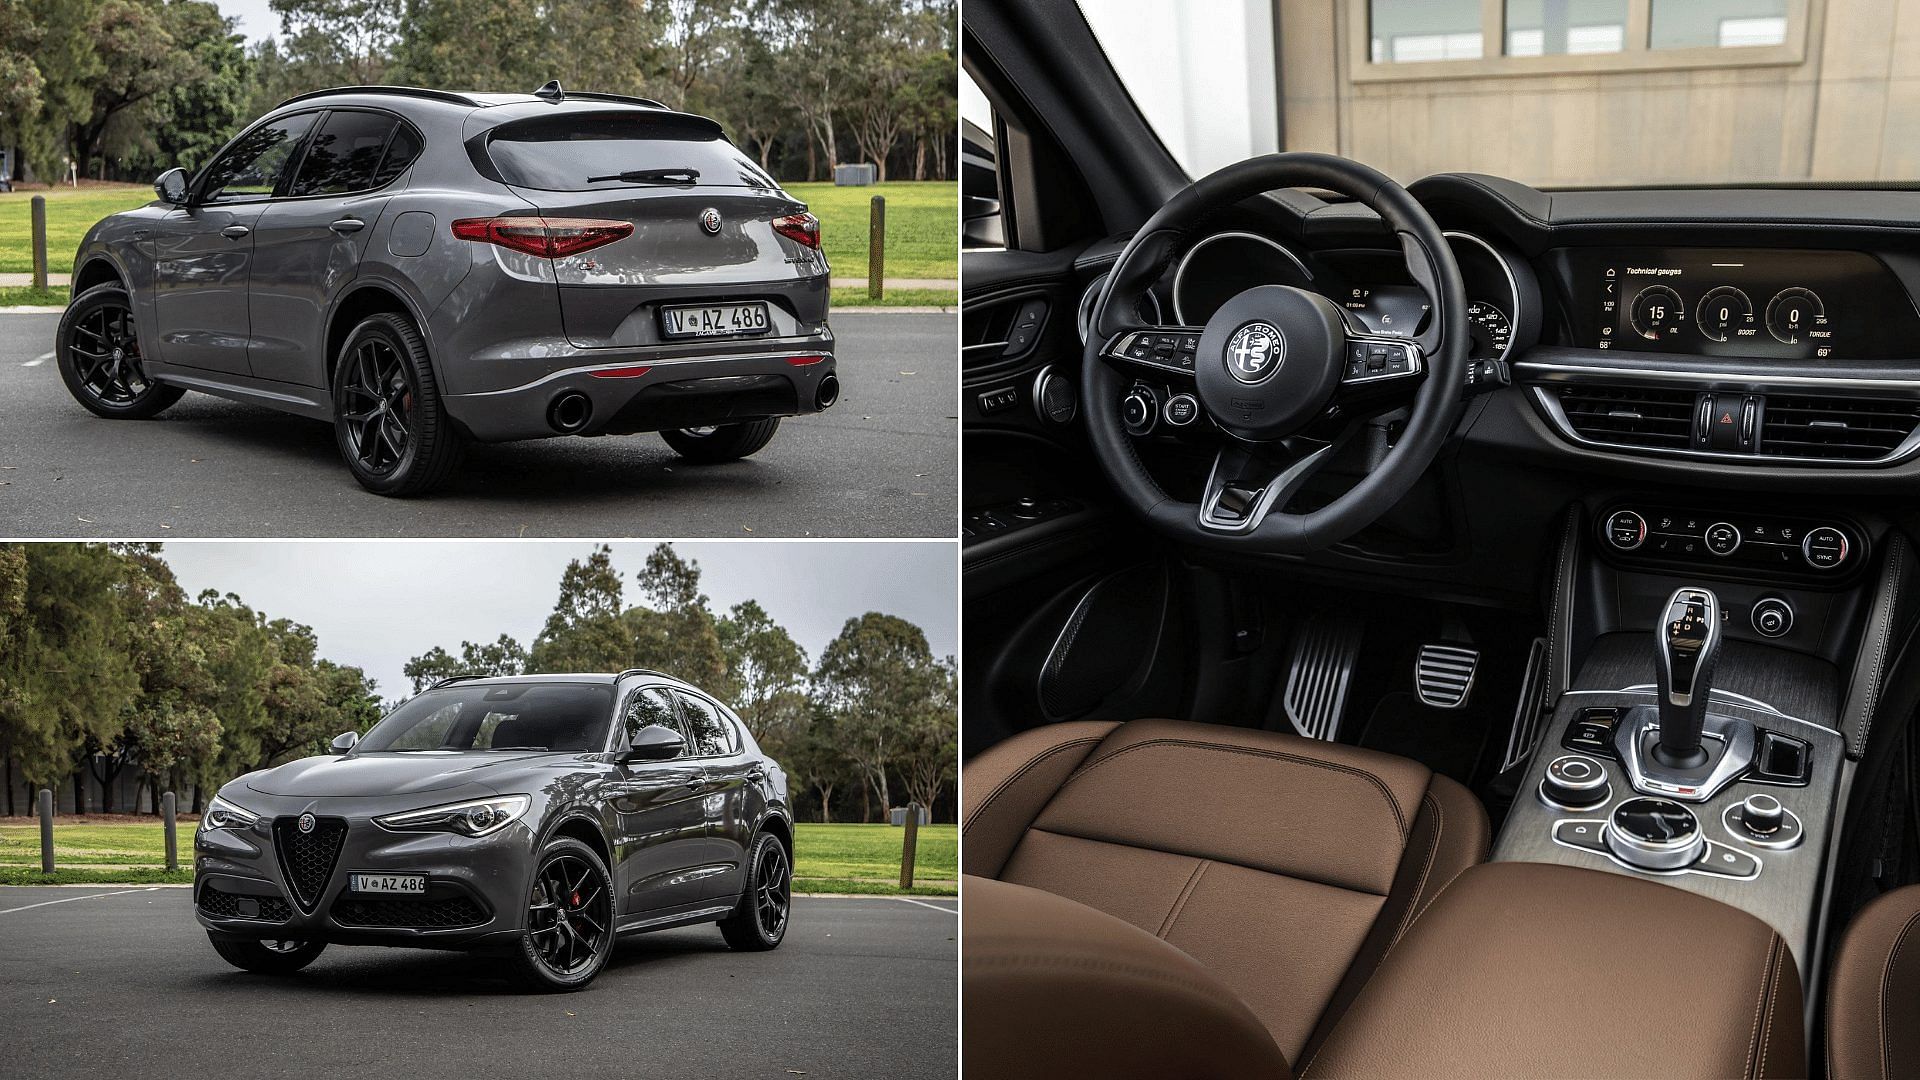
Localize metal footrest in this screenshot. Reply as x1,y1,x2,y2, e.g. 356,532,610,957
1415,644,1479,709
1281,618,1363,741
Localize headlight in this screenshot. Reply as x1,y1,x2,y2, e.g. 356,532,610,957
201,796,258,831
374,795,530,838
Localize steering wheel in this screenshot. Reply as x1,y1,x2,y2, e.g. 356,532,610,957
1084,153,1469,554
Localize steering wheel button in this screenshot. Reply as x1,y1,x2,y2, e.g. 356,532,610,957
1180,335,1199,352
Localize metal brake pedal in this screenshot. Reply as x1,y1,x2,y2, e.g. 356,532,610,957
1415,644,1479,709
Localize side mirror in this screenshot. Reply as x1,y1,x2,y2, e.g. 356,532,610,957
154,167,189,207
330,731,359,755
621,724,685,762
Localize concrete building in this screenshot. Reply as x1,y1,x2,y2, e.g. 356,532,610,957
1081,0,1920,186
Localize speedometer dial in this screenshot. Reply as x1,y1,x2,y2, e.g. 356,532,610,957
1467,301,1511,360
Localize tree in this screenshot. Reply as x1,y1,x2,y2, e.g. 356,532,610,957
528,545,631,673
404,634,528,693
271,0,401,86
0,1,46,165
813,611,950,822
623,544,729,692
119,2,250,178
762,0,886,177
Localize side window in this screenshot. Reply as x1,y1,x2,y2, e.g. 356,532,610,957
372,123,422,187
200,112,318,203
960,68,1004,250
290,110,402,197
620,686,683,749
676,693,731,757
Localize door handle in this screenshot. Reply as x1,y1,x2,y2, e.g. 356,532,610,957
221,225,250,239
330,218,365,234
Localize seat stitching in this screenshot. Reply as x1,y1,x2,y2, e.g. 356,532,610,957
1879,909,1920,1080
1857,534,1903,755
1157,859,1211,939
1020,824,1394,899
1746,935,1779,1078
1760,939,1780,1079
963,736,1106,835
1064,737,1411,838
1393,790,1444,942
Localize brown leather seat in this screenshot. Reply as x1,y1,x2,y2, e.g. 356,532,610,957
964,875,1294,1079
1827,884,1920,1079
962,717,1490,1065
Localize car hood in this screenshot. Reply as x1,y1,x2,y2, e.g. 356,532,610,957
242,751,565,798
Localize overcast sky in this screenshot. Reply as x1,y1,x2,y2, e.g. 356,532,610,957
214,0,277,41
158,541,957,701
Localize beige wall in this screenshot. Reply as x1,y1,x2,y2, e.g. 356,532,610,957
1278,0,1920,185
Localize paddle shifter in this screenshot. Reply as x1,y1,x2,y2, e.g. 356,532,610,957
1652,586,1722,770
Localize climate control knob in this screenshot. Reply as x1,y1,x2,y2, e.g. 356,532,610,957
1802,526,1849,570
1704,522,1741,556
1121,386,1158,437
1605,510,1647,551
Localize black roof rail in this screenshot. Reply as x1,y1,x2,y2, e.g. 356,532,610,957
614,668,677,681
276,85,485,110
559,90,670,110
427,673,492,689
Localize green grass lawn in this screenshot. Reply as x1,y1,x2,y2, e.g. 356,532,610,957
0,818,958,895
786,180,957,282
0,184,153,276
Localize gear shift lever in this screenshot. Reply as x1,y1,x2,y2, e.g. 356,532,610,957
1652,586,1721,770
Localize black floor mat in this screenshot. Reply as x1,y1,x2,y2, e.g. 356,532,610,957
1355,690,1494,787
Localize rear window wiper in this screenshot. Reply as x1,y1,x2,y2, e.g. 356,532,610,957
587,168,700,185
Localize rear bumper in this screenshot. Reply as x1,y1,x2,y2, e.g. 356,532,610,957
442,345,838,442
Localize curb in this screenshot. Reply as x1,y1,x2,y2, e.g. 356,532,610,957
831,305,955,314
0,305,64,314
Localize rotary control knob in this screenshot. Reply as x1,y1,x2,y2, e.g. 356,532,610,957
1605,510,1647,551
1121,386,1158,437
1742,793,1784,834
1751,597,1793,638
1605,796,1705,871
1704,522,1741,556
1802,526,1849,570
1540,755,1611,810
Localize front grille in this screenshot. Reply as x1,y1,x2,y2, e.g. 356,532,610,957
273,816,347,911
198,883,292,922
332,894,488,929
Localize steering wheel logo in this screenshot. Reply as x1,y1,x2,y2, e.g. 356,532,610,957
1226,322,1284,383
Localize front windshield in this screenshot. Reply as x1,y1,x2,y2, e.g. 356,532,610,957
1078,0,1894,187
356,682,616,754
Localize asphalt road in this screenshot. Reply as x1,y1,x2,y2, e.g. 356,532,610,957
0,312,956,537
0,886,957,1079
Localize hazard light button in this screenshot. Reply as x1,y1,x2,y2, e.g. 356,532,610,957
1706,392,1754,452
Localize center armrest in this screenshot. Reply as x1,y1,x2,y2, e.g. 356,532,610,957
1301,862,1804,1079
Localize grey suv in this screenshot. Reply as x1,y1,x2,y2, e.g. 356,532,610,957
58,83,839,495
193,670,794,991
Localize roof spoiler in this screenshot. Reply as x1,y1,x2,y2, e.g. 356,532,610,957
532,80,669,110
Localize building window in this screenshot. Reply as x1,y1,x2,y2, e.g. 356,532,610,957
1506,0,1629,56
1369,0,1483,64
1651,0,1789,50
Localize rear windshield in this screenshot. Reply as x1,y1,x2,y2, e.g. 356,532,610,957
357,682,615,753
485,111,776,192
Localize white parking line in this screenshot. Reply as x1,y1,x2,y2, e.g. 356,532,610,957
0,887,161,914
24,352,52,366
895,896,957,914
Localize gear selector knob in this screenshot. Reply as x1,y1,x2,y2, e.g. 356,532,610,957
1653,587,1721,770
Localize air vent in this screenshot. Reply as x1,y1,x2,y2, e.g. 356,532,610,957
1760,396,1920,461
1555,386,1696,450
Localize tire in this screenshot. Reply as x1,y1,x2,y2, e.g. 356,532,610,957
717,831,791,951
330,312,465,496
503,836,617,992
56,283,185,419
660,418,780,463
207,933,326,974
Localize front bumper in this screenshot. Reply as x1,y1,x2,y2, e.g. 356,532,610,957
442,343,838,443
192,795,533,949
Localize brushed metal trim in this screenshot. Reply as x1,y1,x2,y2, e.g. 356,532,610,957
1526,385,1920,467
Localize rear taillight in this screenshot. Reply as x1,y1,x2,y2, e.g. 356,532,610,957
772,213,821,249
451,216,634,258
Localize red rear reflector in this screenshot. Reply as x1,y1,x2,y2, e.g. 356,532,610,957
588,365,652,379
451,216,634,258
785,355,827,366
772,213,821,249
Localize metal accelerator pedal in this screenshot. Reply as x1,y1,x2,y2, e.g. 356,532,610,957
1414,643,1480,709
1280,617,1364,741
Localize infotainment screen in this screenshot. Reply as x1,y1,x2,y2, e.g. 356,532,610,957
1556,247,1920,360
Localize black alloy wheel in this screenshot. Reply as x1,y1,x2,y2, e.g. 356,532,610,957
507,836,616,991
337,337,416,476
718,831,791,950
56,283,185,418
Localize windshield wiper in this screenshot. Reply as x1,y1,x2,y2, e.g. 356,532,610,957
587,168,700,185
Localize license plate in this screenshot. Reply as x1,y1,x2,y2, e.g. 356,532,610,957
349,873,426,894
661,302,771,339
